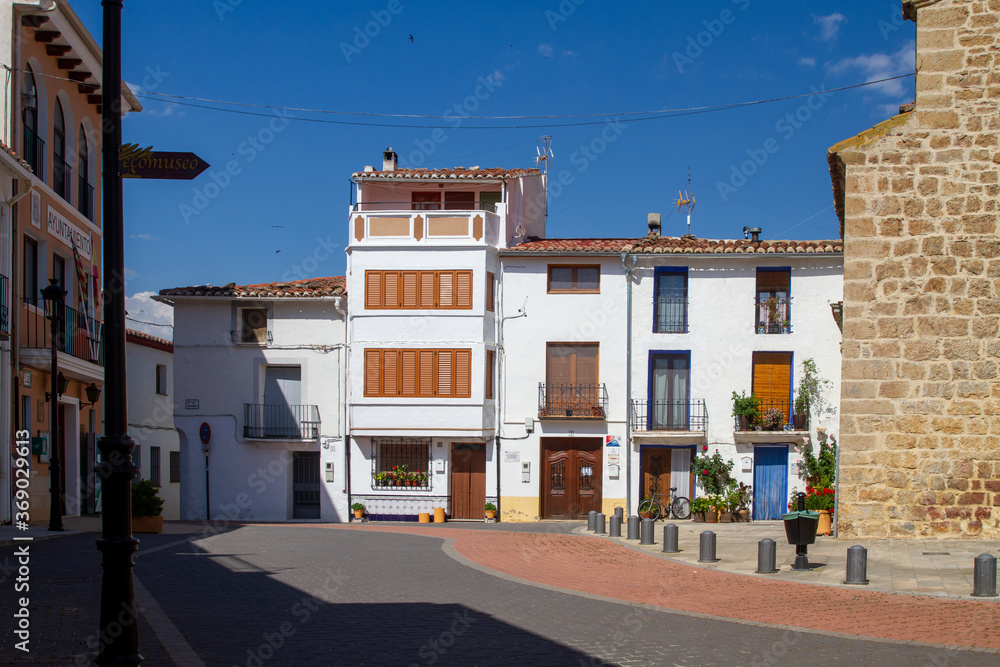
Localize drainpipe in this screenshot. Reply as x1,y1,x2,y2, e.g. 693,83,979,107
335,295,350,519
621,252,636,516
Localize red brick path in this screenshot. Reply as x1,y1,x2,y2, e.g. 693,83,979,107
317,524,1000,650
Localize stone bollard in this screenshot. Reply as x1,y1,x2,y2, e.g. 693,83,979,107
609,514,622,537
756,538,778,574
640,518,654,545
662,523,679,553
595,512,606,535
844,545,870,585
587,510,596,532
626,516,640,540
698,530,719,563
972,553,998,597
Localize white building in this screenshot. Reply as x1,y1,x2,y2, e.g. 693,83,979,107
155,278,348,522
126,329,180,520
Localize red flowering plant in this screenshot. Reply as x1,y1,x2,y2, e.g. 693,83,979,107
802,485,835,511
690,450,734,496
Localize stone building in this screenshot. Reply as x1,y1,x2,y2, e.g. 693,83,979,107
831,0,1000,538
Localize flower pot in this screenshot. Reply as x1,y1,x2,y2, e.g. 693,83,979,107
792,414,807,430
705,508,719,523
132,515,163,534
816,509,832,536
692,511,706,523
485,510,496,520
736,415,752,431
719,511,734,523
639,511,654,520
354,509,363,519
738,509,751,522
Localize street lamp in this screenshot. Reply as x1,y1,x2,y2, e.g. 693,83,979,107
80,383,102,410
41,277,66,532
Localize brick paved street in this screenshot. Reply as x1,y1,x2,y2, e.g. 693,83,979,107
3,522,999,665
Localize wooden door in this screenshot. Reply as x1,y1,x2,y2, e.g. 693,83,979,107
542,438,602,519
641,447,671,503
451,444,486,519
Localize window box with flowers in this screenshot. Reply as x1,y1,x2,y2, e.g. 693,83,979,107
373,464,431,490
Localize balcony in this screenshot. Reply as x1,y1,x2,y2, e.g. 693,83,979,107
630,399,707,433
78,177,95,221
53,156,72,201
22,126,44,175
733,398,810,446
230,329,272,345
350,203,501,246
243,403,320,440
654,296,688,333
21,298,103,366
755,296,791,334
538,382,608,420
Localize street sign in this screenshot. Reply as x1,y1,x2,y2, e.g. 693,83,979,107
118,143,209,180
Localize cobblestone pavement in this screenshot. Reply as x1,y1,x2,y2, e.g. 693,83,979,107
3,523,998,665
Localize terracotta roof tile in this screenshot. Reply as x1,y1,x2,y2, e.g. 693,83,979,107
0,139,34,173
503,235,843,255
353,167,540,180
159,276,346,298
126,328,173,351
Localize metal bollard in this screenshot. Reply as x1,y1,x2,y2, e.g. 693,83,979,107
609,515,622,537
972,553,998,597
614,506,624,521
662,523,679,553
698,530,719,563
756,538,778,574
595,512,606,535
844,545,870,585
587,510,596,532
626,515,640,540
640,518,654,545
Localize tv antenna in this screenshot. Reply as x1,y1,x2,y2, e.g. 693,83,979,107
535,135,554,174
675,166,695,236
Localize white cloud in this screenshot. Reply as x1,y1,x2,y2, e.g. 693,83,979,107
537,43,554,58
130,233,154,240
125,291,174,341
814,13,846,42
798,57,816,67
827,41,914,97
146,103,182,118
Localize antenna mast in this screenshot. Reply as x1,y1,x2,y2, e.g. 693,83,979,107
675,166,696,236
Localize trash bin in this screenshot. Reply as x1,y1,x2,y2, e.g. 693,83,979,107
782,510,820,545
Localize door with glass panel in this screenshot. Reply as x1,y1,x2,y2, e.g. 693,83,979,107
650,353,690,431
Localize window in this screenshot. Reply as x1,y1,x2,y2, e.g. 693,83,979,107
150,446,161,487
543,343,602,416
364,348,472,398
365,270,473,310
23,238,38,300
486,271,495,312
53,99,71,200
547,265,600,293
443,191,475,210
155,364,167,395
654,269,687,333
78,125,93,221
756,269,791,334
752,351,792,425
411,192,440,210
169,451,180,483
52,254,66,289
372,438,431,489
237,307,269,343
485,349,495,400
649,353,690,430
22,66,42,175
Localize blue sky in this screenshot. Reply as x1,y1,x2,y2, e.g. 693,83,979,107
71,1,915,335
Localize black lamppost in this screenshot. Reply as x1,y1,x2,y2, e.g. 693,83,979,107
42,278,66,532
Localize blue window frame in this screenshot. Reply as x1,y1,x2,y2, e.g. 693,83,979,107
647,351,690,430
654,267,687,333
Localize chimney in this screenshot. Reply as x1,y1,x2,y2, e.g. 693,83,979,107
743,226,762,243
647,212,661,236
382,147,398,171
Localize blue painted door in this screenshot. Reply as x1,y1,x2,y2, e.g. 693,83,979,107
753,446,788,520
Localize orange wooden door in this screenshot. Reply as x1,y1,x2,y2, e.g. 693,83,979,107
641,447,671,503
451,444,486,519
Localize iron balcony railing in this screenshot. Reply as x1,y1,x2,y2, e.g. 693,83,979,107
230,329,273,345
21,298,103,365
0,274,8,336
755,296,792,334
243,403,320,439
733,398,809,431
654,296,688,333
352,201,498,212
630,398,707,432
78,178,95,221
538,382,608,419
22,126,44,175
53,156,72,201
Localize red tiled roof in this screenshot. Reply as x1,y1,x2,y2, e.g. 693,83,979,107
126,328,173,352
503,236,843,255
353,167,540,180
0,139,34,173
159,277,346,298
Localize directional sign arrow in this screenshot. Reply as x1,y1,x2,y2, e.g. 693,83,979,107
118,143,210,180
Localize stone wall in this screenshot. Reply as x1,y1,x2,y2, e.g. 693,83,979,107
834,0,1000,538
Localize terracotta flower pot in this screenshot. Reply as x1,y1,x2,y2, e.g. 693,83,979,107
354,509,364,519
692,511,706,523
132,515,163,534
705,508,719,523
719,511,734,523
485,510,496,520
817,509,832,536
738,509,751,522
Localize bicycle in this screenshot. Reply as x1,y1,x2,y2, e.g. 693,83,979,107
638,483,691,521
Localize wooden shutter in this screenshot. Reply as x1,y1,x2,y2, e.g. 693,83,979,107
400,350,417,396
486,271,495,312
364,350,381,396
574,345,599,385
382,350,399,396
456,271,473,309
439,272,454,308
756,270,790,292
418,350,435,396
401,272,419,309
437,350,453,396
752,352,792,412
455,350,472,397
365,271,383,309
384,272,400,308
485,350,495,399
419,272,436,308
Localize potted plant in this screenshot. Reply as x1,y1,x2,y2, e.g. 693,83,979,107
484,502,497,520
705,494,723,523
804,487,834,535
689,497,711,522
373,472,387,487
691,450,735,497
764,296,787,333
734,482,752,522
351,502,366,519
731,391,761,430
416,472,428,487
131,479,164,534
793,358,830,430
802,430,837,490
639,499,656,519
792,393,809,431
761,407,785,431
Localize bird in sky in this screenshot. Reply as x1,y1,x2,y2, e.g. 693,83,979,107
409,34,413,42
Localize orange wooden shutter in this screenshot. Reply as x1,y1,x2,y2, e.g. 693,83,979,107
574,345,599,385
364,350,381,396
400,350,417,396
437,350,453,396
365,271,382,309
456,271,473,309
419,272,436,308
438,272,454,308
417,350,435,396
485,349,495,399
486,272,495,312
382,350,400,396
401,272,419,309
752,352,792,412
455,350,472,397
384,272,400,308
